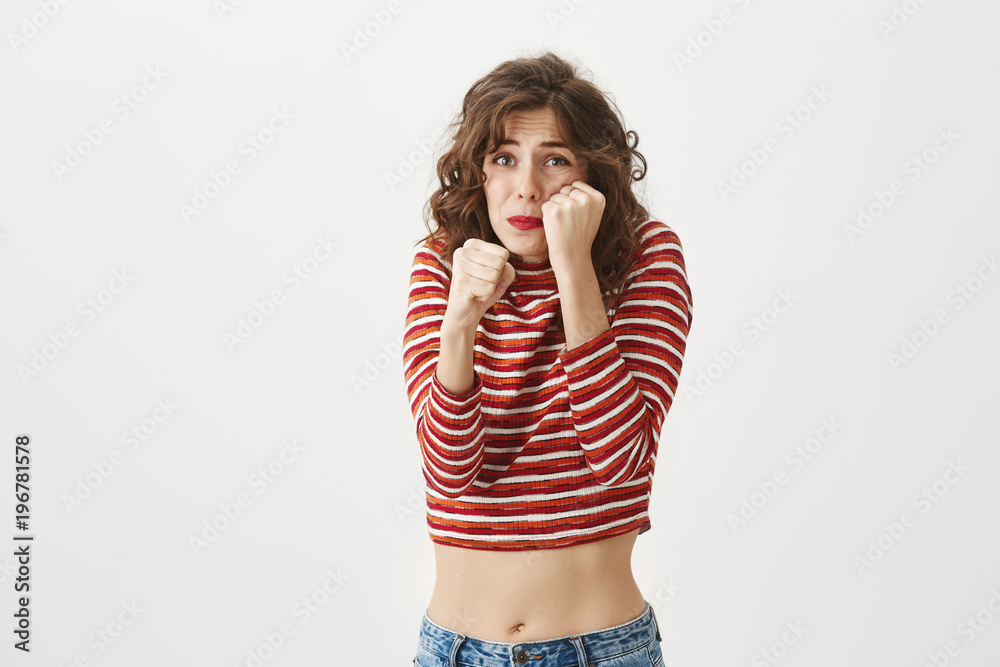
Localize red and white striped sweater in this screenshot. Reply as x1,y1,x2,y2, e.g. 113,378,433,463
402,219,693,551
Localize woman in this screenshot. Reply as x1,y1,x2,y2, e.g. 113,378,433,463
403,51,693,667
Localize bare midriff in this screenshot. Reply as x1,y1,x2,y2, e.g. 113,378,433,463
426,527,646,643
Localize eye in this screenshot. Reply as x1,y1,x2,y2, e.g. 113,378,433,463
547,156,570,166
492,154,514,167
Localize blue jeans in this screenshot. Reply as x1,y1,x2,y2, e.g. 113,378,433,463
413,599,664,667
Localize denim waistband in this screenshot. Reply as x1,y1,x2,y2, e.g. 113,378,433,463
418,599,661,666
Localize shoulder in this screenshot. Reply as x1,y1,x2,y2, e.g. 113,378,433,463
636,220,685,255
410,237,453,284
623,220,693,305
622,220,687,275
613,220,695,327
412,237,451,269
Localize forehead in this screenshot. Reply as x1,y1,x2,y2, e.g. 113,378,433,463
500,107,566,143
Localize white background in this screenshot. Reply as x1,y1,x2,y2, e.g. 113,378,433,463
2,1,999,665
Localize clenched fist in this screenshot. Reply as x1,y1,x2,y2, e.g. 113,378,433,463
443,238,516,331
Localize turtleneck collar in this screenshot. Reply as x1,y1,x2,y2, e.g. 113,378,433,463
508,254,556,289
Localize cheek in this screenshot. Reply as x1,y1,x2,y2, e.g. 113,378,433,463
484,180,507,205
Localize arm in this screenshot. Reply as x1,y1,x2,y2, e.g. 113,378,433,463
402,244,487,498
556,225,694,487
555,258,611,350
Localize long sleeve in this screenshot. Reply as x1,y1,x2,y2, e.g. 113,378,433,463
402,244,487,498
556,225,694,487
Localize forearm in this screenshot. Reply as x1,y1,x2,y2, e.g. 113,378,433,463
555,258,611,351
553,227,693,487
436,318,479,396
419,318,485,498
404,247,488,499
555,256,654,487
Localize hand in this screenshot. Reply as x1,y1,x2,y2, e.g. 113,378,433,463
442,238,516,331
540,180,606,272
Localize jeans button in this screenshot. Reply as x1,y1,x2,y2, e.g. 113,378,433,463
515,648,528,664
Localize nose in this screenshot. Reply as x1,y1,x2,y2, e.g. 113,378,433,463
516,166,540,201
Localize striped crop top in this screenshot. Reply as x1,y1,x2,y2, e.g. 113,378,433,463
402,219,693,551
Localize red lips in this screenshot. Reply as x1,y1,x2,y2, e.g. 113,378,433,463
508,216,543,230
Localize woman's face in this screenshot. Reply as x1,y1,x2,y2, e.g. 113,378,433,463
482,106,588,263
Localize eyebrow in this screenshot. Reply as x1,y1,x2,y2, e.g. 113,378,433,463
495,139,570,149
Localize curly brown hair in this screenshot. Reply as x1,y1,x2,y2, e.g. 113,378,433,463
413,51,651,332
